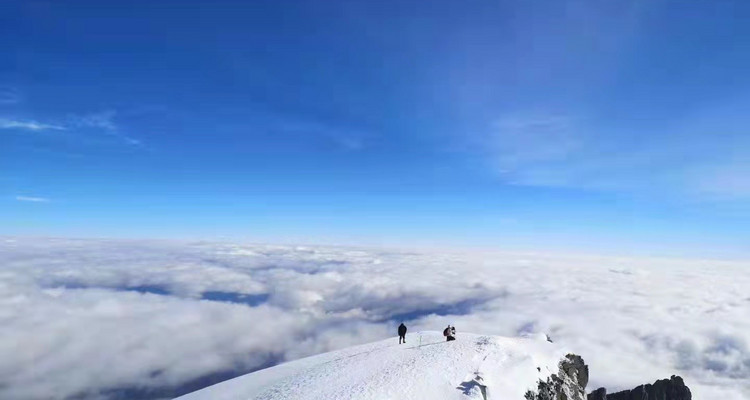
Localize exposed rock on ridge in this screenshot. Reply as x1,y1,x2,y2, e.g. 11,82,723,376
525,354,691,400
525,354,588,400
587,375,692,400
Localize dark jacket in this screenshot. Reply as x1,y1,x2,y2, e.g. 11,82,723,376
398,323,407,336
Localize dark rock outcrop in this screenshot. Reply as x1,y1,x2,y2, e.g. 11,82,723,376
525,354,588,400
587,387,607,400
586,375,691,400
525,354,691,400
561,354,589,390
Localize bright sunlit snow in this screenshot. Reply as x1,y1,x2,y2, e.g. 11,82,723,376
176,331,565,400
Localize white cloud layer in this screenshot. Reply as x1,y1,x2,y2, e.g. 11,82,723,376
0,238,747,399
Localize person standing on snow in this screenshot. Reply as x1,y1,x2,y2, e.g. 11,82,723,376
444,325,456,341
398,323,407,344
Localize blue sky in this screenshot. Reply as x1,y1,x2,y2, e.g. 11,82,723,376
2,0,749,257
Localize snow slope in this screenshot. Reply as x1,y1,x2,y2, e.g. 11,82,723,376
176,331,567,400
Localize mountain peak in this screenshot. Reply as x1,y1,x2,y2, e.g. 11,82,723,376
177,331,568,400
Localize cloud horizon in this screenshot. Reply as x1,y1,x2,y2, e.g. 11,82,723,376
1,237,747,400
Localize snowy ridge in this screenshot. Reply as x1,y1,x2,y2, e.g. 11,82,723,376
176,331,567,400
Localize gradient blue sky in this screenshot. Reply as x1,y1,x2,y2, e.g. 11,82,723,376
2,0,749,257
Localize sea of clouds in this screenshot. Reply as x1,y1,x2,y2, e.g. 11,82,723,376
0,237,748,400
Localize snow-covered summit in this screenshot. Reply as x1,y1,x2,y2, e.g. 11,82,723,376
176,331,571,400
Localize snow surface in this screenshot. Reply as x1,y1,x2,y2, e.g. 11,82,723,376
176,331,565,400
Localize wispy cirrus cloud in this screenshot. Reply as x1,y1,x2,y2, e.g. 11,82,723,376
276,119,368,151
1,111,143,146
15,195,51,203
0,118,66,131
69,110,142,146
692,163,750,200
478,108,750,202
71,110,118,131
0,87,22,104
